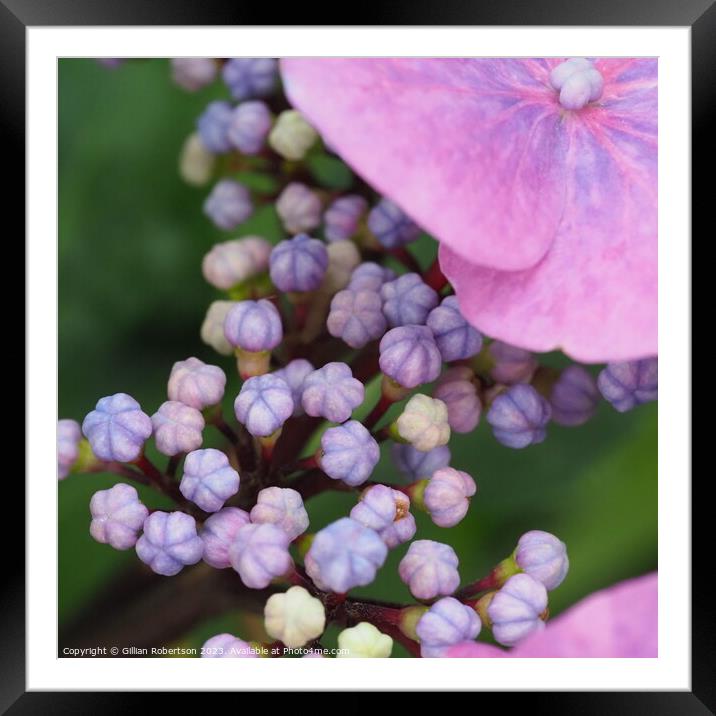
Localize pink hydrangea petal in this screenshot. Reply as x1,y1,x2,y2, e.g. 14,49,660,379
281,58,568,271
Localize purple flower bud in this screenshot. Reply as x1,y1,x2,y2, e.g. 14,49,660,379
486,384,551,449
275,183,322,235
222,58,278,101
324,195,368,242
201,633,258,658
320,421,380,487
381,273,439,328
350,484,416,549
200,507,250,568
379,325,442,389
201,236,272,290
197,101,234,154
348,262,395,292
58,419,82,479
180,448,240,512
367,198,420,248
229,522,292,589
203,179,253,231
488,341,538,384
96,58,124,69
399,540,460,600
326,290,387,350
234,373,294,437
488,573,548,646
427,296,483,362
201,300,234,356
597,358,658,413
433,367,481,433
301,362,364,423
171,58,217,91
250,487,309,540
515,530,569,590
227,100,272,155
89,483,148,550
416,597,481,657
151,401,205,456
82,393,152,463
391,443,451,482
423,467,477,528
223,299,283,352
550,365,599,426
274,358,315,416
305,517,388,593
270,233,328,293
168,357,226,410
135,511,204,576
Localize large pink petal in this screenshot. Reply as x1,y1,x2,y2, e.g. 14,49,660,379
281,58,569,271
447,572,658,658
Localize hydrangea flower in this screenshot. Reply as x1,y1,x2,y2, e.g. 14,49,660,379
398,540,460,600
487,341,538,385
223,299,283,353
196,100,234,154
433,367,481,434
200,300,235,356
222,58,278,101
396,394,450,452
337,622,393,658
82,393,153,463
227,100,272,155
250,487,309,540
379,325,442,389
270,233,328,292
179,448,240,513
274,358,315,417
423,467,477,528
515,530,569,590
305,517,388,593
275,183,322,235
179,133,215,187
151,400,205,456
135,511,204,576
300,361,364,423
171,58,217,91
229,522,292,589
320,240,362,295
348,261,395,292
367,197,420,248
427,296,483,362
327,290,387,349
203,179,253,231
89,483,149,550
415,596,481,657
598,358,658,412
323,194,368,242
350,484,416,548
200,506,250,569
168,357,226,410
391,443,451,482
264,586,326,648
549,365,599,426
58,418,82,479
486,384,551,449
268,109,318,160
488,573,548,646
201,236,272,290
381,273,439,328
319,420,380,487
234,373,294,437
282,58,657,362
201,633,258,658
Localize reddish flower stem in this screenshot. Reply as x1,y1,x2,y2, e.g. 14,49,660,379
455,571,501,600
389,247,422,273
362,393,394,431
424,257,449,292
289,468,354,501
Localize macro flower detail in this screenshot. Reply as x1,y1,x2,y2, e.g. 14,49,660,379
300,361,364,423
488,573,548,647
416,597,481,657
324,194,368,242
350,484,416,549
196,100,234,154
367,197,420,248
201,633,258,658
89,483,149,550
337,622,393,658
203,179,253,231
228,522,292,589
58,418,82,479
171,58,217,92
597,358,658,413
201,236,272,291
135,511,204,576
305,517,388,593
179,448,240,513
398,540,460,601
223,298,283,357
348,261,395,292
274,358,315,417
151,401,205,456
168,357,226,410
270,233,328,292
549,365,599,426
379,325,442,389
487,341,538,385
222,58,278,101
396,394,450,452
427,296,483,362
423,467,477,528
515,530,569,590
433,367,481,434
268,109,318,160
179,133,215,187
391,443,451,482
319,420,380,487
227,100,273,155
327,290,387,350
82,393,153,463
264,586,326,648
201,301,235,356
486,384,551,449
250,487,309,540
234,373,294,437
200,507,251,569
320,240,362,294
550,58,604,111
381,273,439,328
275,183,322,235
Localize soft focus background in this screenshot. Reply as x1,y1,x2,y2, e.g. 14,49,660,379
59,59,657,655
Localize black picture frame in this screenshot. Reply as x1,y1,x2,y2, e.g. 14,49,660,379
7,0,704,710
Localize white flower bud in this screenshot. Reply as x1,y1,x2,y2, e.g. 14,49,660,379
396,394,450,451
337,622,393,658
268,110,318,161
200,300,235,356
179,133,215,186
263,586,326,648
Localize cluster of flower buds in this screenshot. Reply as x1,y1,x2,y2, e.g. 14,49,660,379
63,57,659,657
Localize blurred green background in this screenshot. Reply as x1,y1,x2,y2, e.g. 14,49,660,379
59,59,657,655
